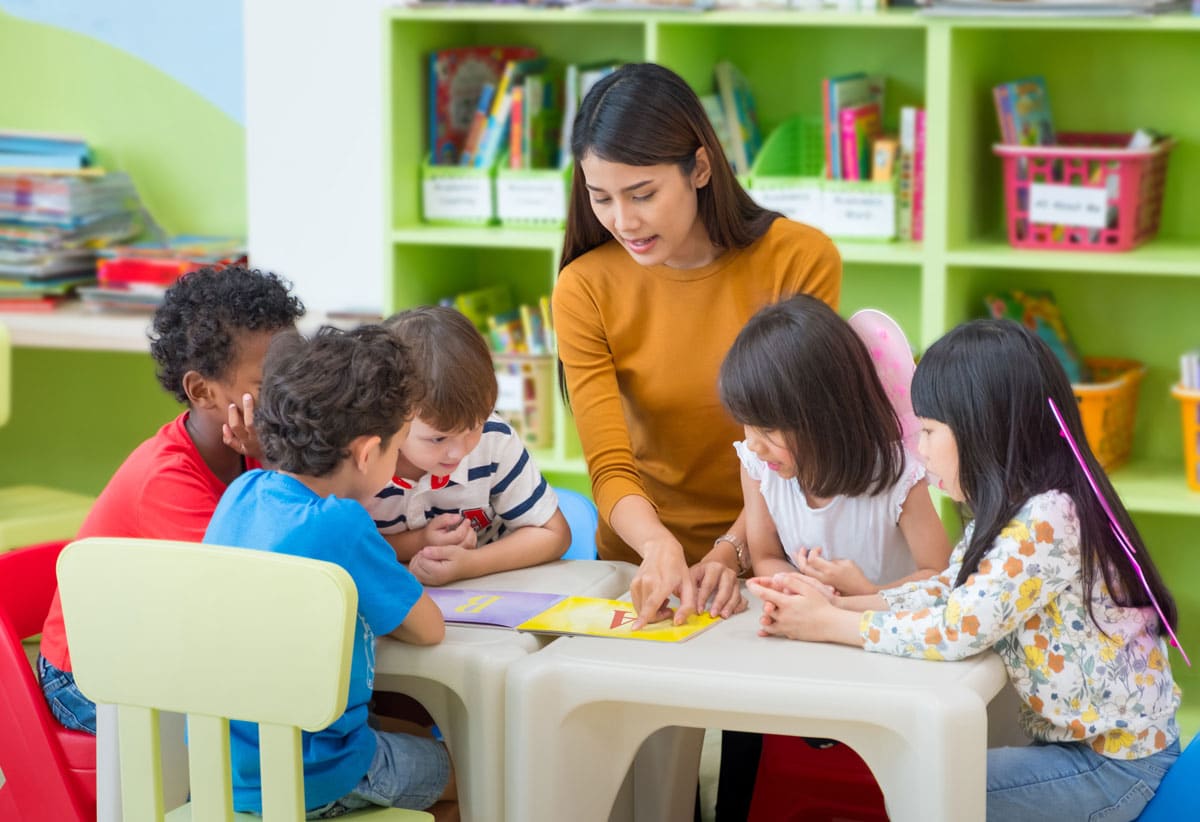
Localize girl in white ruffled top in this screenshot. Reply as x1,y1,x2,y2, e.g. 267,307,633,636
718,294,952,595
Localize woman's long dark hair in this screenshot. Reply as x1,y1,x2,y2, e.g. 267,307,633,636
719,294,903,498
558,62,780,272
912,319,1177,634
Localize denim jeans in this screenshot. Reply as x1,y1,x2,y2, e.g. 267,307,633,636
305,728,451,818
37,653,97,735
987,738,1180,821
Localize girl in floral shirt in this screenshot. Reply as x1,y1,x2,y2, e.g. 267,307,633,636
748,319,1182,821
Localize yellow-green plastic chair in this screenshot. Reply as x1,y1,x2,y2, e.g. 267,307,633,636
0,323,95,553
57,537,432,821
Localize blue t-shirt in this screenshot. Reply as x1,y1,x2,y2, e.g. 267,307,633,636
204,470,423,813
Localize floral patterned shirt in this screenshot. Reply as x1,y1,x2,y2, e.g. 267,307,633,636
861,490,1180,759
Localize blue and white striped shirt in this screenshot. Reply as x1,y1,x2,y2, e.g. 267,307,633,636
364,413,558,546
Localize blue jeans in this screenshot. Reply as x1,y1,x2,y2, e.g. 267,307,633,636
37,654,97,735
987,738,1180,821
306,728,451,818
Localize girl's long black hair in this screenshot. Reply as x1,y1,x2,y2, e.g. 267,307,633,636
912,319,1177,634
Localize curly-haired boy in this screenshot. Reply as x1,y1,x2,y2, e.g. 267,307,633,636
38,265,304,733
205,326,456,819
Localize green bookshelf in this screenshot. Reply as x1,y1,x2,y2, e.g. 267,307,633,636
384,8,1200,711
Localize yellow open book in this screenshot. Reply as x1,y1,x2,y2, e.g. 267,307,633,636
516,596,721,643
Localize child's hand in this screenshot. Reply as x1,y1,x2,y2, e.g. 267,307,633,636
748,572,836,603
423,514,476,549
794,548,875,596
689,559,747,619
747,578,834,641
409,544,472,586
222,393,263,462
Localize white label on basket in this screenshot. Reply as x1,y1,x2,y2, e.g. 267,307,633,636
747,185,822,225
496,178,566,222
423,177,491,221
495,373,524,412
1028,183,1107,229
820,189,895,238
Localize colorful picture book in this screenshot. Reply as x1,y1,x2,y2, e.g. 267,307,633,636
427,589,722,643
984,290,1089,383
426,589,566,628
822,73,886,180
993,76,1056,147
428,45,539,165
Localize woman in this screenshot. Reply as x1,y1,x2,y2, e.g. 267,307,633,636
552,63,843,818
554,62,842,626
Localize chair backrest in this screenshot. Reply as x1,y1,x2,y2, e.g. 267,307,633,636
58,537,360,821
555,487,599,560
0,541,92,822
1137,731,1200,820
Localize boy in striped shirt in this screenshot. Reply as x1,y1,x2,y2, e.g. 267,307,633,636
364,306,571,585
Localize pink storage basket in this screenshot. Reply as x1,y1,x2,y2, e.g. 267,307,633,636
994,133,1173,252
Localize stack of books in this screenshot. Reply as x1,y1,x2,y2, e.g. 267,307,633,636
79,235,247,313
0,165,141,311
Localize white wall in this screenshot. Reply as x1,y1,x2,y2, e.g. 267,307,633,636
244,1,390,314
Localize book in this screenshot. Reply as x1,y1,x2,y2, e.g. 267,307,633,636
427,589,567,628
474,56,548,170
509,85,525,169
714,60,764,175
458,82,496,167
992,83,1016,144
0,130,92,170
0,129,89,155
839,102,882,181
897,106,918,241
426,589,721,642
517,596,722,642
454,283,513,333
428,45,538,165
0,150,91,171
519,303,547,354
911,108,927,242
825,74,885,180
521,74,562,169
871,136,898,182
558,60,622,170
994,76,1055,147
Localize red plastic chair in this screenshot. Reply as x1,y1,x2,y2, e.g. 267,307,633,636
0,540,95,822
748,734,889,822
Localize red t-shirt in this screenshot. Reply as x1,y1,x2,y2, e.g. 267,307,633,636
40,412,246,671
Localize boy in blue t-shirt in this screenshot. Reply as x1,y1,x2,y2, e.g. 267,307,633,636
204,325,456,820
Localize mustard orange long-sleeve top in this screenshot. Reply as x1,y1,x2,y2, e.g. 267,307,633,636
554,218,842,564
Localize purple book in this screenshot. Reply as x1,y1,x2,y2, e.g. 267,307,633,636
426,589,565,628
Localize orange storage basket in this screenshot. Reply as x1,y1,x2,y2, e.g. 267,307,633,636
1171,385,1200,492
1072,358,1145,470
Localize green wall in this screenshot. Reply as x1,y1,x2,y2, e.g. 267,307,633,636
0,11,245,493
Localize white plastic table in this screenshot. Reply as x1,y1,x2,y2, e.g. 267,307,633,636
372,559,636,822
97,558,636,822
504,591,1010,822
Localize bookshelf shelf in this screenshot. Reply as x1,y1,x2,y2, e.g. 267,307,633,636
1110,460,1200,518
391,226,563,252
839,241,926,266
944,239,1200,278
